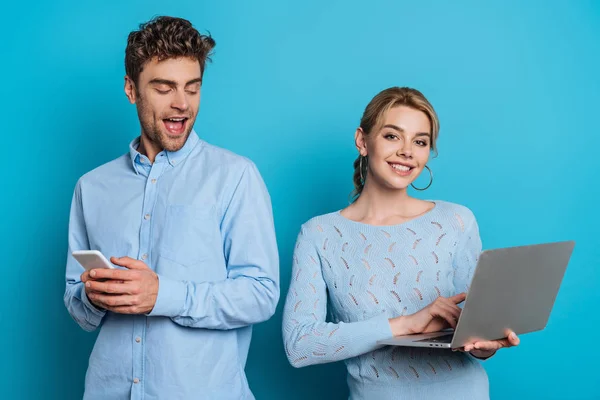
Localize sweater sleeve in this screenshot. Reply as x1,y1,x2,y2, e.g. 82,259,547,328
282,226,393,368
452,212,482,295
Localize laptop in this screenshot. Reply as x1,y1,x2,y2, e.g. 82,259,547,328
377,240,575,349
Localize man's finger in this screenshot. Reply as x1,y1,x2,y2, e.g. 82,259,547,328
89,268,135,281
106,305,142,314
88,293,138,307
111,256,150,270
86,279,137,295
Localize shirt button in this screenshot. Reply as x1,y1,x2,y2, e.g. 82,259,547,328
151,179,157,184
133,378,140,384
141,254,147,260
135,336,141,343
144,213,151,220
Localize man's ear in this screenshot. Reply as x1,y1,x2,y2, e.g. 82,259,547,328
124,76,137,104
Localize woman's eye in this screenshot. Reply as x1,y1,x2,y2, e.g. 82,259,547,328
416,140,429,147
384,134,398,140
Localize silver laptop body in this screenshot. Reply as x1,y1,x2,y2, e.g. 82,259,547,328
377,240,575,349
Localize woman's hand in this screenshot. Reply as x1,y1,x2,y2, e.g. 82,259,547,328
389,293,466,336
461,330,520,359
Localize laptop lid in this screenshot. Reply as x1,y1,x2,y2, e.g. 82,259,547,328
452,240,575,347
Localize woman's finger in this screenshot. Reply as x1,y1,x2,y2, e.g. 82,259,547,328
473,340,504,351
430,306,458,329
448,292,467,304
507,331,520,346
435,301,461,321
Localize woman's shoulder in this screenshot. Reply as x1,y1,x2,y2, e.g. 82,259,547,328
299,211,342,234
432,200,478,228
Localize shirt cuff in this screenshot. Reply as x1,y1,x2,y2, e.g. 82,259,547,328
80,285,106,319
147,274,187,317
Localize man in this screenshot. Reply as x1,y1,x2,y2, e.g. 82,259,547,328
64,16,279,400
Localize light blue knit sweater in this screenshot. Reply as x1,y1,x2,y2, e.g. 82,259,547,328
282,201,490,399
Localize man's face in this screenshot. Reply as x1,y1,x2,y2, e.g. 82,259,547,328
127,57,202,152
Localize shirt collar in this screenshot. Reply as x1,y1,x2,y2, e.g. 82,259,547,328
129,130,200,174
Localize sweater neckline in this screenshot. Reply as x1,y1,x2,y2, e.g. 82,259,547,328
333,200,443,230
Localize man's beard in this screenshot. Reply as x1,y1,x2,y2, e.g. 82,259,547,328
136,97,194,152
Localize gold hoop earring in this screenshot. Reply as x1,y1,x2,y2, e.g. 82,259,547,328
359,155,367,184
411,165,433,191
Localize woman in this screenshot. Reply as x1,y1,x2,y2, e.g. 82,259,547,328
282,87,519,399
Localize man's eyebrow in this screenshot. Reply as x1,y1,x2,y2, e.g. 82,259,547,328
148,78,177,87
147,77,202,87
185,77,202,86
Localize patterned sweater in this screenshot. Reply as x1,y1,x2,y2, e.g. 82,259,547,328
282,201,490,400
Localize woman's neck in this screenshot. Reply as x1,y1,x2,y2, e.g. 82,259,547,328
344,180,433,225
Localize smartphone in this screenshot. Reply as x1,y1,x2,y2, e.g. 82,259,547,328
72,250,115,271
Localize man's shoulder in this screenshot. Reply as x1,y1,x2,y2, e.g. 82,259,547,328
78,154,130,185
195,140,254,170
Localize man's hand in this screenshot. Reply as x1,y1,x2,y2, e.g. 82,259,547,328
81,257,159,314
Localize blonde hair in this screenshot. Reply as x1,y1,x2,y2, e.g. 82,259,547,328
352,87,440,198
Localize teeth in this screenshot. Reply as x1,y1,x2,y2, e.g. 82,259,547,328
391,164,411,172
167,118,185,122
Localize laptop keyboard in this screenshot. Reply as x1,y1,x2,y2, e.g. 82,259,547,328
415,333,454,344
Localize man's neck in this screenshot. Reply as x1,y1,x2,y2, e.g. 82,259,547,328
138,133,163,164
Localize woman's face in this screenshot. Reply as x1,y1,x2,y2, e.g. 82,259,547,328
356,105,432,191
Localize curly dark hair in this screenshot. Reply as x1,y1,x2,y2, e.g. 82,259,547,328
125,16,216,84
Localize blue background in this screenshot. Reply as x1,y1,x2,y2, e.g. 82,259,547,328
1,0,599,399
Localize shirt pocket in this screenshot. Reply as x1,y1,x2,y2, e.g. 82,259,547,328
159,204,219,267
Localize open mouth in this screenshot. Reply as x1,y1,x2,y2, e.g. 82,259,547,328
163,117,189,136
388,162,415,177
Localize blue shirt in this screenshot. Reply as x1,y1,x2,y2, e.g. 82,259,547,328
64,131,279,400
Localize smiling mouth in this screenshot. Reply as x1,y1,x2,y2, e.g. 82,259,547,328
389,162,415,176
163,117,189,136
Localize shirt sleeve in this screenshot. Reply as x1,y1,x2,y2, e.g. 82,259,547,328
452,211,482,295
63,179,106,332
282,227,393,368
148,161,280,330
